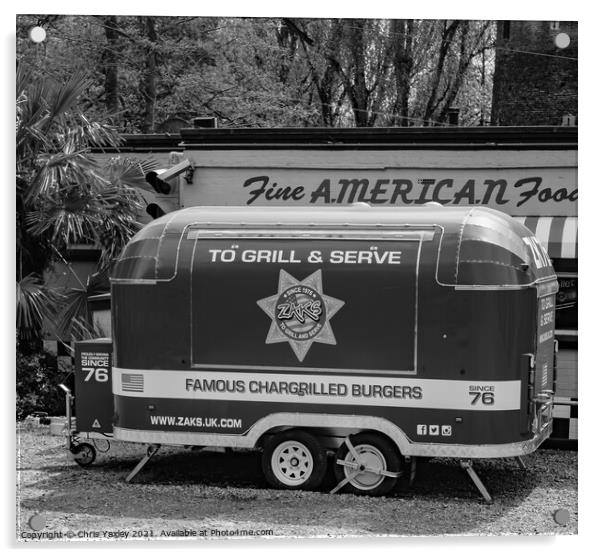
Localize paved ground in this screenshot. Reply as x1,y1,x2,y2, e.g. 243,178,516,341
16,425,577,541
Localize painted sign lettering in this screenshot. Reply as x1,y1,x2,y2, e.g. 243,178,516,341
115,368,523,412
523,236,553,269
206,247,403,265
243,174,577,210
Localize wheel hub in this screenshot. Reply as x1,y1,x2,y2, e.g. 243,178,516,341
271,441,314,486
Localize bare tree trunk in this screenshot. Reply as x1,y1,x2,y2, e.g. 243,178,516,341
295,19,345,126
390,19,414,126
285,19,333,126
102,16,120,118
326,19,371,127
438,21,470,124
423,20,460,124
140,16,157,133
438,21,492,123
277,19,304,84
347,19,369,127
300,40,334,126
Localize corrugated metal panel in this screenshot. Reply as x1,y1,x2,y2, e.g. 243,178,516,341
555,348,578,398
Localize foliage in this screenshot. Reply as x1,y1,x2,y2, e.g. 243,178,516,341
16,63,151,345
16,16,495,130
14,15,496,346
16,274,63,344
16,351,66,420
53,271,109,340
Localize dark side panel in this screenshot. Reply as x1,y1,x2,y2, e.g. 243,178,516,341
190,237,422,374
417,288,538,382
74,340,113,434
113,396,529,445
112,283,192,369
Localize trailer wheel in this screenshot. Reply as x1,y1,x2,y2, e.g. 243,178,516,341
262,430,327,491
334,433,401,496
71,443,96,467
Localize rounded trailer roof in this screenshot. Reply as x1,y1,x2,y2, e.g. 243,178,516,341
112,205,556,287
128,204,501,231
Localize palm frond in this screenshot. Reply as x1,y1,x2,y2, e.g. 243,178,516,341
44,71,93,131
16,274,64,340
69,317,104,342
26,207,95,245
17,64,121,204
74,115,121,149
104,156,159,190
54,271,109,338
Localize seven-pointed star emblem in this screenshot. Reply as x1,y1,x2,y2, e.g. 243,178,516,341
257,269,345,362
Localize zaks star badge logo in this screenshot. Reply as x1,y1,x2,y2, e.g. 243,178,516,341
257,270,345,362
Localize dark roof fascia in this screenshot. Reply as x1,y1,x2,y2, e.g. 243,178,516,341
88,127,578,153
90,133,182,154
179,126,577,150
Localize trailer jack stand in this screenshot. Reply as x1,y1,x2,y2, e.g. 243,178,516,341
407,456,417,486
126,444,161,483
460,460,492,504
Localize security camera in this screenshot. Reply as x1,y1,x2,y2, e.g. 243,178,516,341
145,159,194,195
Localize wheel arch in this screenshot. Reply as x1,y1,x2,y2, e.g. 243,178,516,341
248,413,410,455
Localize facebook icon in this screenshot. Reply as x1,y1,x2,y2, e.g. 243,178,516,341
417,424,428,436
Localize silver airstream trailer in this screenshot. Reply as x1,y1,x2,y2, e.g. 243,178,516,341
67,205,557,501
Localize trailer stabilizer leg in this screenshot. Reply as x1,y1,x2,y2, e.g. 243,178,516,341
126,444,160,483
409,457,417,486
515,456,527,470
460,460,493,504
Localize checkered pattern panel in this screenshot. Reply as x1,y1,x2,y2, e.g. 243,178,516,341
552,397,578,440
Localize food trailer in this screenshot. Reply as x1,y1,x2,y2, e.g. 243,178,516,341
67,203,558,502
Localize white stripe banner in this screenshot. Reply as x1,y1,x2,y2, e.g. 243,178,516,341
561,217,577,258
534,217,553,253
514,216,577,259
112,368,521,412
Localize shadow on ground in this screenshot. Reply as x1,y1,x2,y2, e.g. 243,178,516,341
18,433,573,536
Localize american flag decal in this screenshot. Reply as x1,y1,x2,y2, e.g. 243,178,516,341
122,373,144,392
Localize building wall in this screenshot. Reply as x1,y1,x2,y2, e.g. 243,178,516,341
491,21,578,126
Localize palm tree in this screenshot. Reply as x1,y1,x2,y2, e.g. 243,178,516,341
16,64,156,349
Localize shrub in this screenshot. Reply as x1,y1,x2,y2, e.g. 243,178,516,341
16,351,66,421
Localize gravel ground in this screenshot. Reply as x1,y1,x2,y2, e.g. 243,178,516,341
16,424,577,541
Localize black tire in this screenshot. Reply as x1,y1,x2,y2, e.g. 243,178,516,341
333,432,402,496
261,430,327,491
71,442,96,467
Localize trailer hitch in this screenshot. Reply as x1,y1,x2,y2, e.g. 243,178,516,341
58,383,73,450
330,437,402,494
